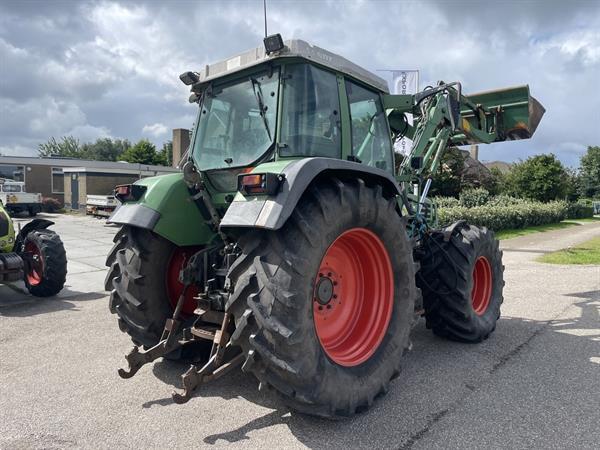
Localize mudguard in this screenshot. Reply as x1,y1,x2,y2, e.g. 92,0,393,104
220,158,402,230
107,173,215,247
13,219,54,251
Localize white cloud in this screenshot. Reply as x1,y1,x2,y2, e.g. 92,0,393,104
68,124,112,142
142,123,168,137
0,0,599,167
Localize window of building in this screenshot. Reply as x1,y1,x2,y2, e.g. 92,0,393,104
0,164,25,182
52,167,64,194
279,64,341,158
345,80,393,172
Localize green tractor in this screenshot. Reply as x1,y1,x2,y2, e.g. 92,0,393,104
0,202,67,297
105,35,544,417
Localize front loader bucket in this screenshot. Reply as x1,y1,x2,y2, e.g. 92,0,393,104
460,85,545,143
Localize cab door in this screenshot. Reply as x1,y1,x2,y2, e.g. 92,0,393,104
344,79,394,174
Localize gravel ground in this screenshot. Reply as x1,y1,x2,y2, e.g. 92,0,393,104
1,214,598,449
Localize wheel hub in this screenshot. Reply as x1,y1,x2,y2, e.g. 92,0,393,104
471,256,492,315
24,241,43,286
166,246,202,316
315,276,334,305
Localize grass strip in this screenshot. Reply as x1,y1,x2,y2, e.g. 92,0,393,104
537,236,600,265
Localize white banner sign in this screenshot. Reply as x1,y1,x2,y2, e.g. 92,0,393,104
391,70,419,155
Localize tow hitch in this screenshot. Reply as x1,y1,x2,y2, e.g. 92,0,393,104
117,247,243,403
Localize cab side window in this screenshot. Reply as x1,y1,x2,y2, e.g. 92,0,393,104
345,80,393,172
279,64,341,158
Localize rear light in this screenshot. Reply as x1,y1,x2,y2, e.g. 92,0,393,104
237,172,284,196
114,184,147,203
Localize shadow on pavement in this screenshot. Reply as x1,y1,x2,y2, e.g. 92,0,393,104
127,290,599,448
0,289,106,317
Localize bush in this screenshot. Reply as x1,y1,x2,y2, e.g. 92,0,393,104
459,188,490,207
486,194,528,207
42,197,63,213
438,200,568,231
432,196,460,208
565,200,594,219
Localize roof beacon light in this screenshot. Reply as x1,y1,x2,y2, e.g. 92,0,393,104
263,33,284,55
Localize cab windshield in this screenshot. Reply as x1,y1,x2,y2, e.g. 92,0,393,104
192,68,279,170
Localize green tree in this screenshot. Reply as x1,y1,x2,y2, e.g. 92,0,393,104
154,141,172,166
429,147,466,197
579,146,600,198
82,138,131,161
481,167,506,196
504,153,568,202
120,139,160,165
565,167,581,202
38,136,82,158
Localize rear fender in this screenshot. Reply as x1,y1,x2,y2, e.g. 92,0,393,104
220,158,402,231
14,219,54,251
107,173,215,247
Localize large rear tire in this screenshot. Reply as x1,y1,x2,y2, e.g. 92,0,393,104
104,226,205,356
416,222,504,342
226,178,417,418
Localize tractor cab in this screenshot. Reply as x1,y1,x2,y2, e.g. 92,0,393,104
181,37,395,188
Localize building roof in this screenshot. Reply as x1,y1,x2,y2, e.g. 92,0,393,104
0,156,179,174
194,39,389,93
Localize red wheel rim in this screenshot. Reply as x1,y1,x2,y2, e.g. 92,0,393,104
25,241,44,286
166,247,201,316
313,228,394,367
471,256,492,315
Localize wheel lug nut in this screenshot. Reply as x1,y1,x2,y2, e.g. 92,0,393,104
333,294,337,299
333,281,337,286
318,305,323,311
326,304,331,309
327,272,332,277
319,273,323,277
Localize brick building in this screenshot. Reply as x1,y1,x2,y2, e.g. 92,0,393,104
0,156,177,209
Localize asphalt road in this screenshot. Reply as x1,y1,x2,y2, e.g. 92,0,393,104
1,214,599,449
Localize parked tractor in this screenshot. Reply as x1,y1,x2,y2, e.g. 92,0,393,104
0,202,67,296
105,35,544,417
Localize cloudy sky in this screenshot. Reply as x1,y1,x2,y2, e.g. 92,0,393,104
1,0,598,167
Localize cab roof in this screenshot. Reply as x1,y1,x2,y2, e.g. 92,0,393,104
193,39,388,93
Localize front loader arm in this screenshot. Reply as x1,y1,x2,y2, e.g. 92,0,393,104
383,82,545,237
385,82,545,184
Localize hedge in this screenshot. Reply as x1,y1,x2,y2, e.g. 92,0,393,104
438,201,567,231
565,200,595,219
438,199,593,231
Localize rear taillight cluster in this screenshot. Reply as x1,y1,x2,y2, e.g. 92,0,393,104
237,173,283,196
114,184,147,202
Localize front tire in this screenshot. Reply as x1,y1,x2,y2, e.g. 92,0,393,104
24,230,67,297
416,222,504,342
226,179,417,418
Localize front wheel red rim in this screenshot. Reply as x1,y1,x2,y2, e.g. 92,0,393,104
471,256,492,315
25,241,44,286
313,228,394,367
166,247,201,316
